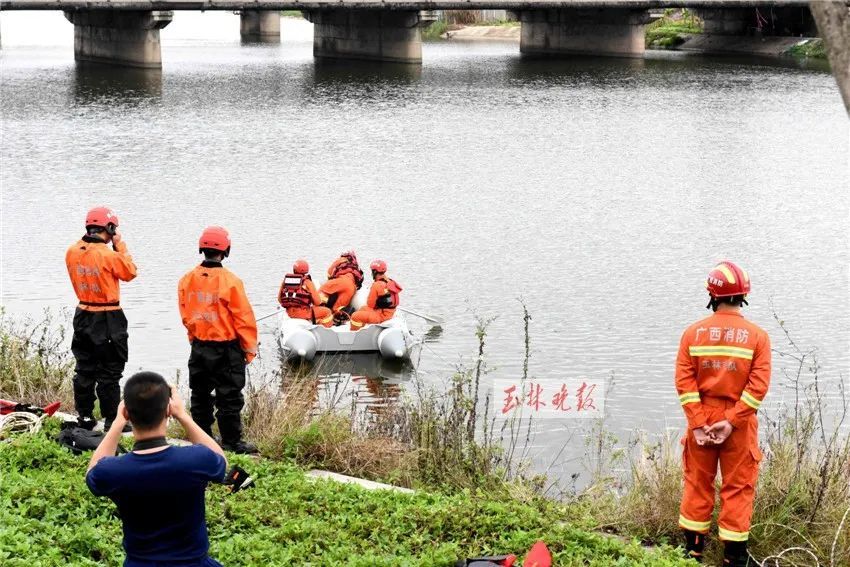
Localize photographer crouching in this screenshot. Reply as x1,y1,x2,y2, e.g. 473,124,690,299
86,371,227,567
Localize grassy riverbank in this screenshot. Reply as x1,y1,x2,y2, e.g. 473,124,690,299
645,9,702,49
0,426,691,566
786,38,828,59
2,313,848,565
422,21,451,41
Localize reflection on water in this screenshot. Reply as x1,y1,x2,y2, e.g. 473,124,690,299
73,63,163,102
312,58,423,84
280,353,406,429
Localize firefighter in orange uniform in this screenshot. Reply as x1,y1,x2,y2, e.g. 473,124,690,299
178,226,258,454
676,261,771,566
66,207,137,431
318,250,364,325
278,260,333,328
350,260,402,331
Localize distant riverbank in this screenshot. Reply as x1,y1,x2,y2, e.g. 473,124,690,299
426,9,827,60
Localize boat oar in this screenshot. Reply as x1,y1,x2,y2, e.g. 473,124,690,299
397,307,444,325
255,309,281,323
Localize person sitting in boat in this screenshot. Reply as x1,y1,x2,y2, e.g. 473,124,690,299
319,250,364,325
350,260,402,331
278,260,333,328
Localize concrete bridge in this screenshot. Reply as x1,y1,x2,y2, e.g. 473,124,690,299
0,1,826,67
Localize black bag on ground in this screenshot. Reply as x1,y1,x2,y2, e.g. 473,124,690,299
56,421,124,455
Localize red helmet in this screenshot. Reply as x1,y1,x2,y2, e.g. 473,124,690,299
85,207,119,230
706,261,750,298
370,259,387,274
198,226,231,256
293,259,309,274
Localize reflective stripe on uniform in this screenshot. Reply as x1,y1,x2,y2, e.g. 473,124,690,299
679,392,701,406
319,315,333,324
718,526,749,541
678,514,711,532
350,320,364,328
689,346,754,360
740,390,762,410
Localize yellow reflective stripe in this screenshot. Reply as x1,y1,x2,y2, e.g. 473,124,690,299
350,321,364,328
679,515,711,532
715,264,736,284
689,346,754,360
718,527,749,541
740,390,762,410
679,392,701,405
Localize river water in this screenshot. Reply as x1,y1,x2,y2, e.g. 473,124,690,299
2,12,848,481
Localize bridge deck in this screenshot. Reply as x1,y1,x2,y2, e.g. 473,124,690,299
0,0,817,11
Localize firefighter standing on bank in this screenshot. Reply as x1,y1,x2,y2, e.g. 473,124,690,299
178,226,258,454
66,207,137,431
278,260,333,327
676,261,771,566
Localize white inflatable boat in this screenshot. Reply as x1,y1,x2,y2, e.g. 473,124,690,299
279,314,417,361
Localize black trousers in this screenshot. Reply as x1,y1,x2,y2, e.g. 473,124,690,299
71,308,129,423
188,339,246,445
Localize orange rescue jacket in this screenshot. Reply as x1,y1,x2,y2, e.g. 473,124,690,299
278,275,322,309
675,310,771,431
177,262,258,355
366,276,401,310
65,236,137,312
327,256,364,288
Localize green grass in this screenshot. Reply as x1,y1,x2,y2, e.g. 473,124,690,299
280,10,302,18
645,9,703,49
786,39,827,59
0,429,692,566
422,21,450,41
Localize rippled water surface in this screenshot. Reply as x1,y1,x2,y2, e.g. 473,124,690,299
2,12,848,478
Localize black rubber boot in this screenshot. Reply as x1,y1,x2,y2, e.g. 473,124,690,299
683,530,705,563
221,440,259,454
77,415,97,431
722,541,750,567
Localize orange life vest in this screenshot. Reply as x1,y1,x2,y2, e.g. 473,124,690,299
278,274,313,309
331,254,364,289
375,278,402,309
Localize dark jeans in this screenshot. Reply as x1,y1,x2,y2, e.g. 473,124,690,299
71,308,128,423
188,339,246,445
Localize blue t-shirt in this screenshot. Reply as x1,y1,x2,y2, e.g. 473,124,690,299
86,445,226,567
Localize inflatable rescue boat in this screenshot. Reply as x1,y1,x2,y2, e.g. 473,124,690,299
279,314,416,361
278,287,416,361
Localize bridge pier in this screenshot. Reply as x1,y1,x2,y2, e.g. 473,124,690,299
64,10,172,69
240,10,281,43
519,8,649,58
306,10,422,64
